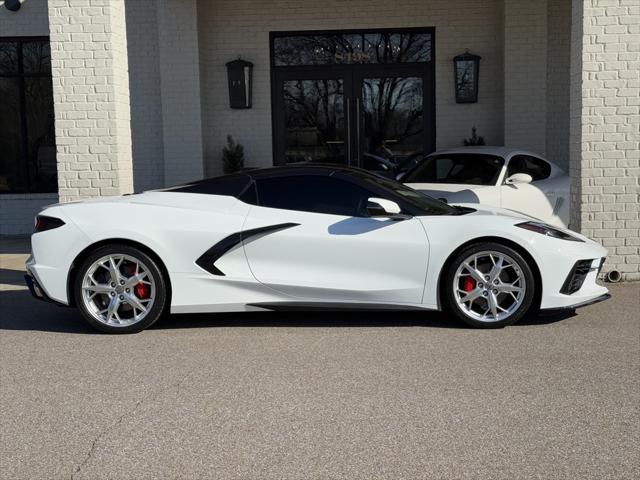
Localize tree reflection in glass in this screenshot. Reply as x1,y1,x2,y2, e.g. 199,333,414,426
362,76,423,170
0,39,56,193
455,60,476,102
283,79,345,164
273,32,431,66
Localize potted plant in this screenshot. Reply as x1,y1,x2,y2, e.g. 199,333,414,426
222,135,245,174
463,127,486,146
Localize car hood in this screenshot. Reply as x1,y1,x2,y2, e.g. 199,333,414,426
404,183,493,204
453,202,536,222
405,183,491,194
449,203,596,243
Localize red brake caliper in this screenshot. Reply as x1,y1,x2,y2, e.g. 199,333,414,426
123,261,150,299
462,276,476,292
134,282,150,299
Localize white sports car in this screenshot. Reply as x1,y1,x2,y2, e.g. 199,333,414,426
402,147,570,228
25,165,609,333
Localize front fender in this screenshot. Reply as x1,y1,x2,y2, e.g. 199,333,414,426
417,212,605,310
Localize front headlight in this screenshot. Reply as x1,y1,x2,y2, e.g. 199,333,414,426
515,221,584,242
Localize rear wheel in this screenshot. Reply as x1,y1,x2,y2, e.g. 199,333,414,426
443,242,535,328
74,244,167,333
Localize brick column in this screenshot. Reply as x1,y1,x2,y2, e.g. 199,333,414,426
48,0,133,203
570,0,640,280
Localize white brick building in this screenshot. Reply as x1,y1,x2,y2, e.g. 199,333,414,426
0,0,638,280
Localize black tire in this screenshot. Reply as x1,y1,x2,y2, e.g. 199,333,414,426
74,244,168,334
442,242,536,328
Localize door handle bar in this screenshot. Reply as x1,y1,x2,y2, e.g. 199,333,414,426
356,97,361,165
346,98,351,164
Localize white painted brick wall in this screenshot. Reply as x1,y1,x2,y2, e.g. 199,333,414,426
504,0,548,156
197,0,506,175
0,194,58,235
124,0,165,192
47,0,133,203
569,0,585,234
571,0,640,280
0,0,49,36
546,0,572,170
156,0,204,185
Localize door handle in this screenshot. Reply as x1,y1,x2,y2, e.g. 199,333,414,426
346,98,351,163
356,97,361,163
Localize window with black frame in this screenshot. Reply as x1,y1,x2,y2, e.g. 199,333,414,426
270,29,435,171
0,38,57,194
507,155,551,182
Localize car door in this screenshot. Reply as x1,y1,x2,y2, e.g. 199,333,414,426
500,155,557,222
242,173,429,304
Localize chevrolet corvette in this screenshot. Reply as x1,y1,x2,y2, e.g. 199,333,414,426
25,165,609,333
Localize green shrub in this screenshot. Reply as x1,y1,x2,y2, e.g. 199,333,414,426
222,135,245,174
463,127,486,146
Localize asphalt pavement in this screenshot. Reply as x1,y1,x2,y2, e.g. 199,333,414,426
1,236,639,479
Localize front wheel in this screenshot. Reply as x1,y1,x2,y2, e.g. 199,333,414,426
442,243,535,328
74,244,168,333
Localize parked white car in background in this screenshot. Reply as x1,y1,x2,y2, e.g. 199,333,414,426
402,147,570,228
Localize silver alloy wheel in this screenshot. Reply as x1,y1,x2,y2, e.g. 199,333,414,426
81,254,156,327
453,250,526,323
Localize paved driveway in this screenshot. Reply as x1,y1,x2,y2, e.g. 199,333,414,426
1,237,639,479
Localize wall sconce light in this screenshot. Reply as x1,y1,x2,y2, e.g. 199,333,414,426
226,58,253,109
454,50,481,103
1,0,26,12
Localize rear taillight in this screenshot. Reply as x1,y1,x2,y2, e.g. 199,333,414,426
34,215,65,233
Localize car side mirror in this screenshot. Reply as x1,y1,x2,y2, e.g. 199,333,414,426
367,197,409,220
505,173,533,185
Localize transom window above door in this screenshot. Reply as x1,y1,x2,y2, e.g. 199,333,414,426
273,30,432,66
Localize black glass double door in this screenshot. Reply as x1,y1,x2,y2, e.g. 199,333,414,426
272,65,434,175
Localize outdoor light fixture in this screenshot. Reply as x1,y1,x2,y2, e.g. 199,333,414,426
226,58,253,109
454,50,481,103
1,0,26,12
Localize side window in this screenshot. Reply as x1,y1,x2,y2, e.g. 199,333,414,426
256,175,370,217
403,154,504,186
507,156,551,182
435,157,454,180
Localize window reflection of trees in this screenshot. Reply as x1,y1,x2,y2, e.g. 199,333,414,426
0,40,56,193
274,32,431,66
284,80,344,163
363,33,431,63
456,60,475,101
25,77,57,191
23,41,51,74
0,78,21,191
0,42,19,74
363,77,423,155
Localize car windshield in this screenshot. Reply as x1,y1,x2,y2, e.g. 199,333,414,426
350,172,459,216
403,153,505,186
